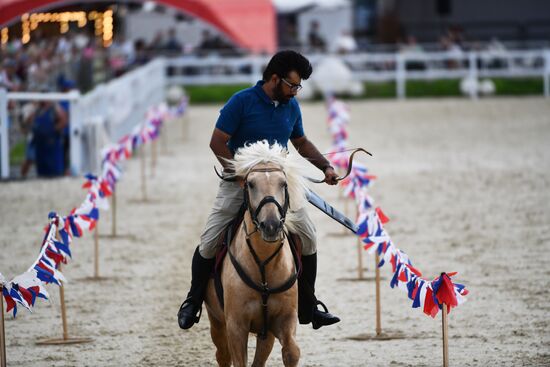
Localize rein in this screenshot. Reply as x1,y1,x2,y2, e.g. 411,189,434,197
226,167,299,340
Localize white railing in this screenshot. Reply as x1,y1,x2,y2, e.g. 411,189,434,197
165,49,550,99
0,58,166,179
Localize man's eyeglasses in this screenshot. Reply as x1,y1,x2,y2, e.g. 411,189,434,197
280,78,302,92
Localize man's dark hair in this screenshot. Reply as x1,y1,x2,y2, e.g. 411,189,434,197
262,50,313,81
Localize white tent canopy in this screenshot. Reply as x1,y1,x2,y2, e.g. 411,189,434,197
273,0,349,13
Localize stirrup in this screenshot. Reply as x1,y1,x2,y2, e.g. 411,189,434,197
311,300,340,330
315,300,330,313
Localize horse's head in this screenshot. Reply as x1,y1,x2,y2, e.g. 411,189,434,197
227,141,309,240
244,162,289,242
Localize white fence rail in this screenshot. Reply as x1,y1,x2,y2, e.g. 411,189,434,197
0,58,165,179
165,49,550,100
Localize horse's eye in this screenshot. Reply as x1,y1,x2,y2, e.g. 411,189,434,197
281,182,288,189
247,181,255,189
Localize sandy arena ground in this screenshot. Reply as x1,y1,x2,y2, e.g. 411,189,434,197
1,97,549,366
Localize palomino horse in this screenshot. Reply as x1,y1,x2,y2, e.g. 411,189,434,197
204,142,308,367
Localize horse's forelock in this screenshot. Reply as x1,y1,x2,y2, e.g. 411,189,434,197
229,141,309,226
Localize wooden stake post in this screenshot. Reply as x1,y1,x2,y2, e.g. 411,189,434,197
151,139,157,177
0,284,6,367
356,237,364,279
58,264,68,340
442,303,449,367
182,111,188,141
374,252,382,336
140,146,147,201
355,206,365,279
111,190,117,237
93,225,100,278
36,263,92,345
36,229,92,345
161,123,168,154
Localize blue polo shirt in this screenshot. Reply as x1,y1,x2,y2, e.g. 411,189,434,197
215,80,305,153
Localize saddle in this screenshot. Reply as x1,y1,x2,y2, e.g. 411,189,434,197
213,204,302,310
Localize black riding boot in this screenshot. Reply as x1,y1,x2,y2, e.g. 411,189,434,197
178,247,215,329
298,253,341,329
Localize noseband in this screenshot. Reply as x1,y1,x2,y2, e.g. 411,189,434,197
243,167,289,236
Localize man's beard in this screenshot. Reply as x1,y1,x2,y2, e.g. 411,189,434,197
273,81,293,104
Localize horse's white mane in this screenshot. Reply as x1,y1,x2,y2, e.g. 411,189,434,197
229,141,309,232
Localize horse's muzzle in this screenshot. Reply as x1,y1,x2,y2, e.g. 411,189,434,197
259,218,284,242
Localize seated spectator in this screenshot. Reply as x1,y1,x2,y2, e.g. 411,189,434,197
0,58,22,91
132,38,150,67
279,23,302,50
399,36,426,70
308,20,326,53
164,28,182,54
197,30,217,55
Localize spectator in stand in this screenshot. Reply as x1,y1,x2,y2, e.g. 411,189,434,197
197,29,217,55
0,58,22,91
132,38,150,67
399,35,426,70
164,28,182,54
308,20,326,53
25,92,68,177
399,35,423,55
440,26,464,69
149,30,165,52
109,35,134,77
77,40,95,92
279,23,302,50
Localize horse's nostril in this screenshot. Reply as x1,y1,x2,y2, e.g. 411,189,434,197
262,220,279,235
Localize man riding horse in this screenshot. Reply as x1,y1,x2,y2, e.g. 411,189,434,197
178,50,341,330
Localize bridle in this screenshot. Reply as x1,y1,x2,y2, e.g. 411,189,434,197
242,167,289,239
224,166,299,340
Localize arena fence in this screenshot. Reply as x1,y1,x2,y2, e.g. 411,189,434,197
0,58,166,180
165,49,550,99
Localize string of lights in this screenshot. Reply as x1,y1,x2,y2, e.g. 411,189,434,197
2,9,114,47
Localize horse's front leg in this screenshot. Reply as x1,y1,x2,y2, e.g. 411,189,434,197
207,312,231,367
226,316,250,367
273,314,300,367
252,332,275,367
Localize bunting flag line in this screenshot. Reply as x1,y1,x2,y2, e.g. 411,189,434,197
1,97,188,317
325,97,468,318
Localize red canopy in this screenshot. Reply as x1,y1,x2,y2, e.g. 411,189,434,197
0,0,276,53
